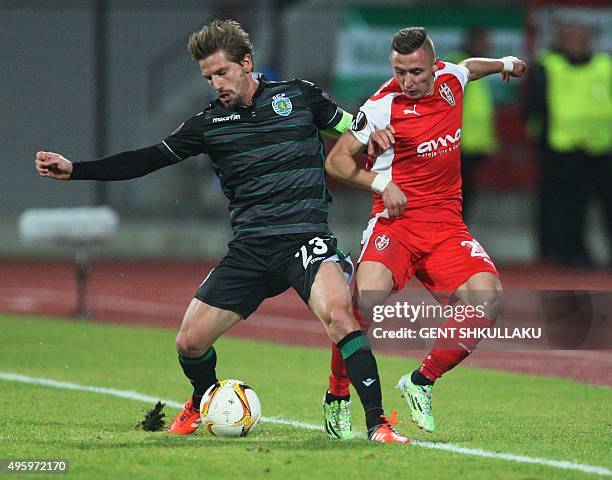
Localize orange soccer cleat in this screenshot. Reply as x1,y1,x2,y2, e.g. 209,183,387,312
368,411,411,443
167,399,201,435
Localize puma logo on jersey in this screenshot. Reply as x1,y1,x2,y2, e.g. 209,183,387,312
403,105,420,116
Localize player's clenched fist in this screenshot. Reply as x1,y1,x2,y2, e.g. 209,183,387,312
381,181,407,218
35,151,73,180
501,56,526,82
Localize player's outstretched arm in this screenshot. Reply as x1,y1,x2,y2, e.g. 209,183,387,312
35,146,173,181
35,151,73,180
459,56,526,82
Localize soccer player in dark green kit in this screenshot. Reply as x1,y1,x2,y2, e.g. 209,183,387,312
35,19,409,443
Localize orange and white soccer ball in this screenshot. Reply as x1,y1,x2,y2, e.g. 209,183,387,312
199,379,261,437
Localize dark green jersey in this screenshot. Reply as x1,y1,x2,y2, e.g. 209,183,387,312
156,78,350,239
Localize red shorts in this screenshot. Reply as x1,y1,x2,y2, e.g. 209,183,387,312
358,215,498,302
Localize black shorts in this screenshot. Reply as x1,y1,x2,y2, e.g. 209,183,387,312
195,233,353,318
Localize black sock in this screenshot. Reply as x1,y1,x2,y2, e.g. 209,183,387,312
179,347,218,407
337,331,384,431
411,369,434,386
325,391,350,404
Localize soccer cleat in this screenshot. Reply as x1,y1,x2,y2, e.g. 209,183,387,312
397,374,435,432
368,411,411,443
167,399,201,435
323,397,354,440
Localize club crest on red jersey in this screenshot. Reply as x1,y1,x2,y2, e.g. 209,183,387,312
374,234,390,251
439,83,455,106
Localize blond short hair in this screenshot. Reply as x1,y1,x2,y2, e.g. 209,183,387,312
188,19,254,64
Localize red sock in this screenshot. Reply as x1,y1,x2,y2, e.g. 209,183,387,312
328,343,350,396
419,314,494,382
327,307,369,397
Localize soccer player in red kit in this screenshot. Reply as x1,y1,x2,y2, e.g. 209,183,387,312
322,27,526,438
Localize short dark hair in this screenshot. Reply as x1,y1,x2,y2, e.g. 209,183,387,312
188,19,254,64
391,27,435,58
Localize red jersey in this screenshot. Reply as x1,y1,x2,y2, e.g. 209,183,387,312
351,60,469,223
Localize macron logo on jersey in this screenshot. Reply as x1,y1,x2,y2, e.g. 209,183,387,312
212,113,241,123
416,128,462,155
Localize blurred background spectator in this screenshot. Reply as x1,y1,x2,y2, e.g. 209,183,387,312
525,21,611,267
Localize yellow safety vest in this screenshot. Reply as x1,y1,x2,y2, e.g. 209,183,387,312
540,51,611,155
448,53,497,154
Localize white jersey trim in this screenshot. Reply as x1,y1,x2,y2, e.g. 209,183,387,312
357,209,390,263
351,93,398,145
436,61,469,90
351,92,397,186
371,146,395,179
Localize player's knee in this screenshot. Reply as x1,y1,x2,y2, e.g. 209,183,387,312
475,288,502,323
175,332,209,358
354,283,391,316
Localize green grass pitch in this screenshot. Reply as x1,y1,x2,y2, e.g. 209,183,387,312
0,313,610,479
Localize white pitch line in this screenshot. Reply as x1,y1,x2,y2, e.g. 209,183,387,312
0,372,610,477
